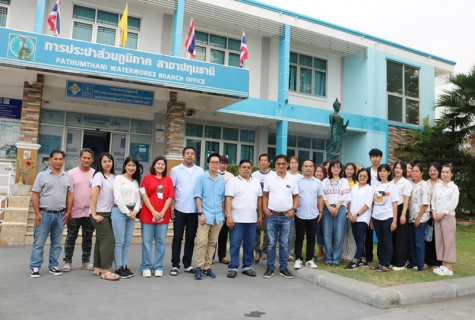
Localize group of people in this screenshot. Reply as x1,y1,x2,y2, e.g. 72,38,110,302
300,149,459,276
28,146,459,281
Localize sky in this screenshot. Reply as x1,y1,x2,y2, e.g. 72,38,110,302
259,0,474,83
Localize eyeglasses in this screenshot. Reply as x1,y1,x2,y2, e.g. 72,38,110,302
275,162,287,166
209,161,220,165
332,165,341,169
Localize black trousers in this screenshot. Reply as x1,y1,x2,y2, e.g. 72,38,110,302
216,221,229,259
391,203,408,267
294,216,318,261
424,218,442,267
171,210,198,269
364,228,374,262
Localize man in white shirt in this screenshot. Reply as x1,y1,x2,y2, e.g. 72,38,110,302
251,154,276,262
169,147,204,276
216,156,234,264
365,148,382,264
225,159,263,278
262,154,299,279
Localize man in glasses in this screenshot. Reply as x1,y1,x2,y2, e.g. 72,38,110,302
193,153,226,280
262,154,299,279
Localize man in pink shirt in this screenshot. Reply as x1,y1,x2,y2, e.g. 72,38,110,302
61,149,95,272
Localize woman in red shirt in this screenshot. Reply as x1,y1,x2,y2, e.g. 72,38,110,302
139,156,175,277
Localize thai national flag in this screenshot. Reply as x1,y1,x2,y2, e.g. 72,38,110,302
47,0,61,36
240,30,248,67
184,18,196,58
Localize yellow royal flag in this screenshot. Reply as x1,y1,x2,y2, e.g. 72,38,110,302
119,4,128,47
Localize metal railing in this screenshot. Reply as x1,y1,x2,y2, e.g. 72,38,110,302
0,160,13,227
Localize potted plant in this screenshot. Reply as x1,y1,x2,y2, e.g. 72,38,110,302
8,157,37,196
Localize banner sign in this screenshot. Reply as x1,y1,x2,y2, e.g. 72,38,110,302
65,80,155,108
0,28,249,98
0,97,22,119
66,112,130,132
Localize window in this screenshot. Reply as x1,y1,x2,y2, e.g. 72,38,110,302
268,132,333,167
185,124,255,166
0,0,9,27
194,31,241,67
387,61,420,125
72,5,141,49
289,52,327,97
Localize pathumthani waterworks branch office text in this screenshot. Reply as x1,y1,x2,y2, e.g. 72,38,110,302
0,0,455,183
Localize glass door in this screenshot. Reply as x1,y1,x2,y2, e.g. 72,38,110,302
110,133,127,174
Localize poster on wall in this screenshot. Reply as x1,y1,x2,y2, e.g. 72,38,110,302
0,97,22,120
130,134,151,175
66,112,129,132
37,127,63,174
65,129,82,171
111,134,126,174
0,120,20,159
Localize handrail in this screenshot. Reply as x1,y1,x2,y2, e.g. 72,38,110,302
0,160,13,226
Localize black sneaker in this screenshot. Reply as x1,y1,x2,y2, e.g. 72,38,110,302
263,267,274,279
30,268,40,278
48,267,63,276
345,261,359,270
279,268,294,279
358,261,368,268
124,265,135,277
115,267,131,279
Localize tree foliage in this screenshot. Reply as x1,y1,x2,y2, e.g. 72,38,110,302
395,66,475,217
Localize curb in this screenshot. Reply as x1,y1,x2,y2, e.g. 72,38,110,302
258,260,475,308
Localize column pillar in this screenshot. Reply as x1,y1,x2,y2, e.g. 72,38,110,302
171,0,185,56
16,74,44,184
276,24,291,155
165,92,185,172
34,0,46,34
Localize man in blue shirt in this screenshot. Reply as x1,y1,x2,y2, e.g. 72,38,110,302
193,153,225,280
293,160,324,270
170,147,204,276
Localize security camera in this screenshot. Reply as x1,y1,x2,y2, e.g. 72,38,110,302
185,109,196,117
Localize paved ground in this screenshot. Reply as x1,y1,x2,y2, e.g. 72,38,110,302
1,244,474,319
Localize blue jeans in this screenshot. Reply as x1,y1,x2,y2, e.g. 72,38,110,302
111,207,135,269
316,217,324,247
228,222,256,272
322,206,347,265
30,211,65,270
351,222,368,261
140,223,168,272
407,221,427,270
266,214,292,270
171,209,198,269
372,218,393,268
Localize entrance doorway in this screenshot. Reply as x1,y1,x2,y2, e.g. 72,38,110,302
83,130,110,169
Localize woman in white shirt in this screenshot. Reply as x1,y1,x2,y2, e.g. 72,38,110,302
112,156,141,279
425,163,443,269
371,164,398,272
432,164,459,276
321,160,351,266
345,168,373,270
391,161,412,271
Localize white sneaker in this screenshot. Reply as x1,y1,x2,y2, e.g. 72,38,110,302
142,270,151,278
294,259,303,269
155,270,163,277
442,268,453,276
433,265,445,274
305,259,318,269
392,265,406,271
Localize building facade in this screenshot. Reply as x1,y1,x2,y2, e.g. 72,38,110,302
0,0,455,181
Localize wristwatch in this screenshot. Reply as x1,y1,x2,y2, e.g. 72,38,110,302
292,208,297,213
356,213,360,217
198,212,203,216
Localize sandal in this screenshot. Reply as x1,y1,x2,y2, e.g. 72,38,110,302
93,268,102,276
242,269,256,277
370,264,382,271
61,264,71,272
254,252,261,263
227,270,237,278
81,263,94,271
376,266,390,273
100,271,120,281
261,253,267,260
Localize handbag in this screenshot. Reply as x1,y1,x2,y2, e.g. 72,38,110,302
424,223,434,242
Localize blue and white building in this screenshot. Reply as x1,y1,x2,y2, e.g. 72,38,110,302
0,0,455,173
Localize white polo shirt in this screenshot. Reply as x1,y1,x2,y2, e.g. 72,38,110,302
225,175,263,223
349,184,374,225
263,172,299,212
394,177,412,205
